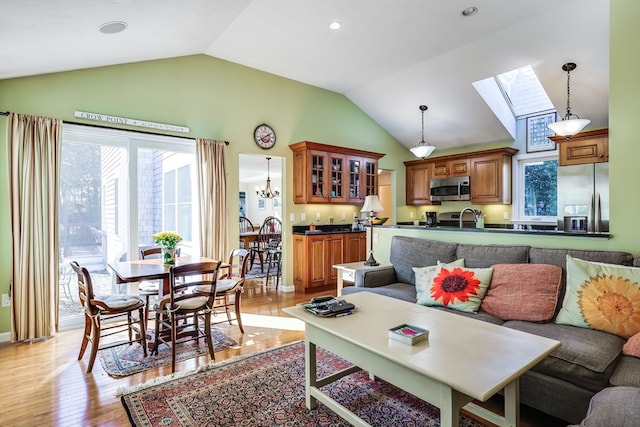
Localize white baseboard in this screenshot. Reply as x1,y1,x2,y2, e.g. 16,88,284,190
0,332,11,343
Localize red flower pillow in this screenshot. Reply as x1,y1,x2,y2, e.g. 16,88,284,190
416,266,493,313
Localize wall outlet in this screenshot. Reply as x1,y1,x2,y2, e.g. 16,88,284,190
300,212,306,221
1,294,9,307
373,232,379,245
341,213,346,221
503,211,510,220
315,213,321,222
289,212,295,221
409,212,414,218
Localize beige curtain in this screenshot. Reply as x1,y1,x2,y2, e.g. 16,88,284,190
8,113,62,341
195,139,228,261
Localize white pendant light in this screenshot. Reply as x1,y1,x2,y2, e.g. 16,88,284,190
410,105,436,159
548,62,590,138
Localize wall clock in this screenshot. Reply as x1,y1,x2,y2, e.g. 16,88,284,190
254,123,276,149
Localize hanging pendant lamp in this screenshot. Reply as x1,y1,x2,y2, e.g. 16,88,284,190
256,157,280,198
410,105,436,159
548,62,590,138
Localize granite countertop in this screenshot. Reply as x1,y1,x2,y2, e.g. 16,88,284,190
392,222,610,239
292,225,366,235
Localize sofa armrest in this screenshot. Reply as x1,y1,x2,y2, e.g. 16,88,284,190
354,266,398,288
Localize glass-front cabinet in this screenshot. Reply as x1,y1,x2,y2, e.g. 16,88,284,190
290,141,384,205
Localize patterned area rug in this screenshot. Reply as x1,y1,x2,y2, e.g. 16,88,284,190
120,341,488,427
99,328,237,377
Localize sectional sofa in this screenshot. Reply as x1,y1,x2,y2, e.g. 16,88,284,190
341,235,640,424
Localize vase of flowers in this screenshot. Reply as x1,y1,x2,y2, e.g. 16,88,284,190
152,231,182,265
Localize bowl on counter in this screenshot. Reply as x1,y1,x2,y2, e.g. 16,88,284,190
372,217,388,225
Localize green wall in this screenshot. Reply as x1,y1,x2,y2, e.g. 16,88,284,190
0,54,408,334
1,1,639,336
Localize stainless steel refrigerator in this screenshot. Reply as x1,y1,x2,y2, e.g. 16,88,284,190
557,163,609,232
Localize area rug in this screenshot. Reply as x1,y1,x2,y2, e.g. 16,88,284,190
99,328,237,377
120,341,488,427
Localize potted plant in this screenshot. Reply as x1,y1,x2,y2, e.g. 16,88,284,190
152,231,182,265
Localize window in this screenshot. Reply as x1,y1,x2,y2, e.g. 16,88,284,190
512,152,558,224
59,124,198,328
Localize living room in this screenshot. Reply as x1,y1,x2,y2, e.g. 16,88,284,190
0,1,638,426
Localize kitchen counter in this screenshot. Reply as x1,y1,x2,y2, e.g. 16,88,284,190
292,225,366,235
392,223,610,238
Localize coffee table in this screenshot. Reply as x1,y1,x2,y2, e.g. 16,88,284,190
283,292,561,427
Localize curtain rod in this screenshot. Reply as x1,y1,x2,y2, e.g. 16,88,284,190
0,111,229,145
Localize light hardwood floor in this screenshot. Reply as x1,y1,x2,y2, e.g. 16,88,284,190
0,280,566,427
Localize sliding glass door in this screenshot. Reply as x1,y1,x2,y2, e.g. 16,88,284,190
59,124,198,329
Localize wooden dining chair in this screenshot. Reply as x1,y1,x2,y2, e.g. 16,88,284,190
153,260,222,373
239,216,254,233
213,248,251,333
250,216,282,272
138,246,181,324
70,261,147,373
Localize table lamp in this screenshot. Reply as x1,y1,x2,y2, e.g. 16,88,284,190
360,195,383,266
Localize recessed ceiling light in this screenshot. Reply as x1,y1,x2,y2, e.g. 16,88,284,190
99,21,128,34
329,21,342,30
461,7,478,17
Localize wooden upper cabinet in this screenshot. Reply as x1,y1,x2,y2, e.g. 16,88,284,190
469,149,517,204
433,158,470,178
405,147,517,206
550,129,608,166
289,141,384,205
405,162,439,205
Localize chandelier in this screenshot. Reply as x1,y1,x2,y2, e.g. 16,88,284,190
548,62,590,138
410,105,436,159
256,157,280,199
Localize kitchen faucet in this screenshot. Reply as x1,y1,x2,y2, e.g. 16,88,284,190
459,207,478,228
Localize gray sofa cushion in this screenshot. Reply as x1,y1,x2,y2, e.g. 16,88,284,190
609,356,640,387
456,243,529,268
389,236,458,285
569,386,640,427
430,306,505,325
503,320,625,391
342,284,417,303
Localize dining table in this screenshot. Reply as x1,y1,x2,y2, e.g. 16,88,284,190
108,255,228,351
239,230,260,249
108,255,226,296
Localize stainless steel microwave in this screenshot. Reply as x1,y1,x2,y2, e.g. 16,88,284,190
430,176,471,201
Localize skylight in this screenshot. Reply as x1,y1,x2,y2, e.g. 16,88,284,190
495,65,554,118
473,65,556,140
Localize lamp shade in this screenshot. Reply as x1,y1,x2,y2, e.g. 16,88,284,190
410,143,436,159
361,195,383,213
548,118,591,138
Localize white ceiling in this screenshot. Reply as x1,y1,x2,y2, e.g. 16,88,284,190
0,0,609,153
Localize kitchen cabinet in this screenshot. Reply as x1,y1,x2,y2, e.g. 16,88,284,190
404,162,440,205
550,129,608,166
433,158,470,178
404,147,517,205
289,141,384,205
344,232,367,263
293,232,366,293
469,148,517,204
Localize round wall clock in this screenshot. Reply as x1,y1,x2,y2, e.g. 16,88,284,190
254,123,276,149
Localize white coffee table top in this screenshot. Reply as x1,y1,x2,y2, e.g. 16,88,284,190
284,291,560,401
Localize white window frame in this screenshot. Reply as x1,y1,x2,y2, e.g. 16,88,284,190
511,150,559,226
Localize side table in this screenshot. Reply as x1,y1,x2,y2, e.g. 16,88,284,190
332,261,389,296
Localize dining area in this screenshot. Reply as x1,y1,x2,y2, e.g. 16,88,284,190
71,246,248,374
239,215,283,288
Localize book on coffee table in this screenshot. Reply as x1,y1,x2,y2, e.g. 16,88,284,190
388,324,429,345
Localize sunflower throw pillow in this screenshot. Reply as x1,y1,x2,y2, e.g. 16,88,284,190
416,266,493,313
555,255,640,338
413,259,465,301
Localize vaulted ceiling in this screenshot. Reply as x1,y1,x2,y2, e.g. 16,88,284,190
0,0,609,153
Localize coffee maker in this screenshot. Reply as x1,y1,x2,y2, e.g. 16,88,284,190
425,212,437,227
